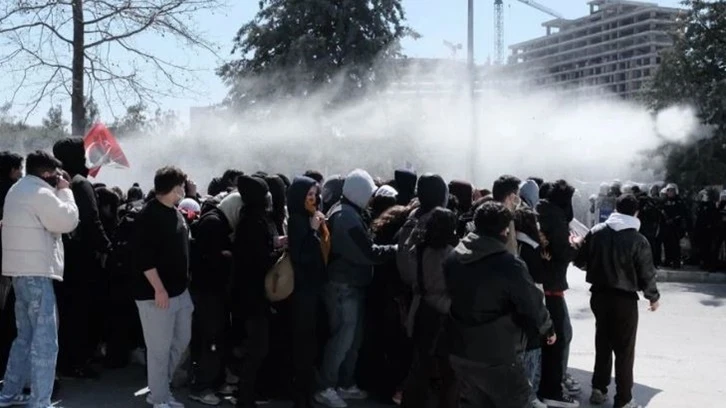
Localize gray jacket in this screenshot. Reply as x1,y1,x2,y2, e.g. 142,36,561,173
327,201,396,287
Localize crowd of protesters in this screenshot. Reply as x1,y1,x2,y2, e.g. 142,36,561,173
0,140,670,408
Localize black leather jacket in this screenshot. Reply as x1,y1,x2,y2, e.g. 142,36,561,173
573,222,660,302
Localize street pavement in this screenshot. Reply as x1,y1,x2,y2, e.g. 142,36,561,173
49,268,726,407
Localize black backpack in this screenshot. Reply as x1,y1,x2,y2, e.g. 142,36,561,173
108,199,145,275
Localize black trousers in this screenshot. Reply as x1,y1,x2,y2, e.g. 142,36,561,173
235,313,270,407
104,273,143,368
590,292,638,408
539,295,567,400
290,290,320,403
661,227,681,267
401,304,457,408
450,356,530,408
54,281,95,372
191,290,229,392
0,288,16,378
644,235,661,267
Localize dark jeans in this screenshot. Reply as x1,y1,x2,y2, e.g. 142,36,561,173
191,290,229,392
320,283,365,390
590,292,638,408
291,290,321,402
235,313,270,406
104,274,143,368
401,303,456,408
450,356,530,408
539,295,567,400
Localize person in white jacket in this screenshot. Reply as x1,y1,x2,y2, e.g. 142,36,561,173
0,150,79,408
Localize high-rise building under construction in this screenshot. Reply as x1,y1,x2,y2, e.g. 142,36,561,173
508,0,682,98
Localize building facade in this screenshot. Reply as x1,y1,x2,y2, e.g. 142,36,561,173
508,0,683,98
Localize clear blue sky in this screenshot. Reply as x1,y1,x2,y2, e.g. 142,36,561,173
6,0,684,125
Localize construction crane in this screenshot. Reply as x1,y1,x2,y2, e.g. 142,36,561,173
494,0,564,65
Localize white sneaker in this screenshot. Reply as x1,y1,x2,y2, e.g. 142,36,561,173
314,388,347,408
146,395,184,408
217,383,237,396
563,375,581,395
336,385,368,400
620,401,643,408
153,404,171,408
590,389,607,405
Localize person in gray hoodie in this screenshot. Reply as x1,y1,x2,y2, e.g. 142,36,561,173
316,169,397,408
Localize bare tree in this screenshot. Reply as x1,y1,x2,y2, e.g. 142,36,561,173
0,0,224,135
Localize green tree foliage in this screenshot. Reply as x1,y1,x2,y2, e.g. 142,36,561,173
218,0,418,107
42,105,69,133
644,0,726,187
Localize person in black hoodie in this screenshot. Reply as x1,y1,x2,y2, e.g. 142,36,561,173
573,194,660,408
233,175,283,408
445,201,554,408
536,179,579,407
265,175,288,236
0,151,23,378
394,169,417,206
188,192,242,406
52,137,112,379
287,176,328,408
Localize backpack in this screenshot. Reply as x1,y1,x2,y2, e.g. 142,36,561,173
107,199,145,275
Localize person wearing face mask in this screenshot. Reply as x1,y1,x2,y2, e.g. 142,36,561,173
286,176,329,408
444,201,555,408
132,166,195,408
0,151,79,408
492,175,522,255
52,137,113,380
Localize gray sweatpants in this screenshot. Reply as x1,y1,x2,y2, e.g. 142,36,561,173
136,290,194,404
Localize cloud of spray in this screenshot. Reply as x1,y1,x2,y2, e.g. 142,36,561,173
94,62,704,194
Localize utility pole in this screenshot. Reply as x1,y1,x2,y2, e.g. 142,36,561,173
467,0,478,184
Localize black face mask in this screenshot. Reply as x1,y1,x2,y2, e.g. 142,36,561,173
42,175,59,188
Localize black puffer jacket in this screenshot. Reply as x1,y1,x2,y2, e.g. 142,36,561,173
573,213,660,302
536,199,575,292
445,233,553,365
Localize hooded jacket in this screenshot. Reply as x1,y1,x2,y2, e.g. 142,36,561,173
53,138,112,274
322,176,344,214
573,213,660,302
287,176,327,292
234,176,280,310
190,206,233,294
396,174,448,282
519,180,540,209
394,169,417,206
536,198,576,292
444,233,553,365
327,169,396,287
265,175,288,236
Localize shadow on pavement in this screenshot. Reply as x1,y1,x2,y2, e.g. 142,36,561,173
568,367,662,407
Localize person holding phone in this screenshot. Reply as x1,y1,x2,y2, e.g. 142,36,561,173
0,151,79,408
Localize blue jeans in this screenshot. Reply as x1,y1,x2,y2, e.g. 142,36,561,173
319,283,365,390
0,277,58,408
523,349,542,400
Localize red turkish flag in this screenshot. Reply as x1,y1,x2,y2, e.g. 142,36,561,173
83,123,130,178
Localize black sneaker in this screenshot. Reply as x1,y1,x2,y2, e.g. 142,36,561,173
541,394,580,408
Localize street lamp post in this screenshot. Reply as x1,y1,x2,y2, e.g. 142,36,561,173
467,0,479,184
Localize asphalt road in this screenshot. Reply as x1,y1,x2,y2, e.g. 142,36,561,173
49,269,726,407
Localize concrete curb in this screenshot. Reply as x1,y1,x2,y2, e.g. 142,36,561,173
657,269,726,284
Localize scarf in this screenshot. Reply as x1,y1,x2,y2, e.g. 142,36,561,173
306,198,331,265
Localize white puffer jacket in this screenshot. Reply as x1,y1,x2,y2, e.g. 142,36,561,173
2,175,79,280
